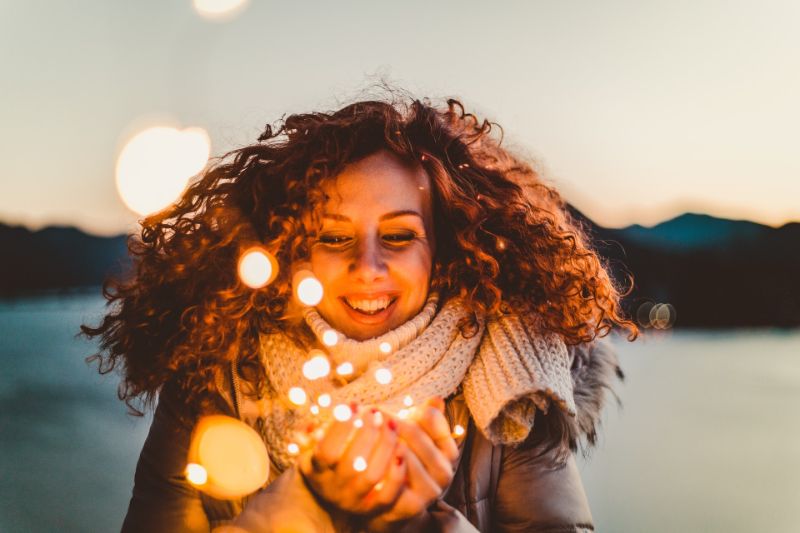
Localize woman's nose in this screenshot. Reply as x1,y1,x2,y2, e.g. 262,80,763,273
349,238,387,283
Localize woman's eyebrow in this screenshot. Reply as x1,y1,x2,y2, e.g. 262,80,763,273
321,210,424,222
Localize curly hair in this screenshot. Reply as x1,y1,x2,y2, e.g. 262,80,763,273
82,95,637,416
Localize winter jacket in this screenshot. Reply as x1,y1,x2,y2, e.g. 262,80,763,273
121,339,621,532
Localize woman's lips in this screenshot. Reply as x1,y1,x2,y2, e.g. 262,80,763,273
338,296,399,325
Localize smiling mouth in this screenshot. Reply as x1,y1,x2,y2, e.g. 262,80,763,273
342,296,398,315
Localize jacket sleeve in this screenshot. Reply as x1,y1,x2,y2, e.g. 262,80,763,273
492,440,594,533
120,384,211,533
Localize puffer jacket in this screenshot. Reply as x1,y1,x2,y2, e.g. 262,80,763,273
121,339,622,532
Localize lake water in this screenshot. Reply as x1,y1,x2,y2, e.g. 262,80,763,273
1,294,798,532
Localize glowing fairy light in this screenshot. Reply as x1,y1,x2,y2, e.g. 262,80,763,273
336,362,354,376
310,405,320,415
379,342,392,354
115,126,210,216
322,329,339,346
287,442,300,455
302,351,331,380
397,409,410,419
317,393,332,408
352,456,368,472
403,395,414,407
374,368,392,385
293,269,323,306
237,247,278,289
453,424,465,437
353,418,364,428
185,463,208,485
372,411,384,426
333,404,352,422
288,387,307,405
373,480,385,491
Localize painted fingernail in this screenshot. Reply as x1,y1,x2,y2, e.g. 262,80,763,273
396,456,404,466
388,418,397,431
370,407,379,414
350,402,358,414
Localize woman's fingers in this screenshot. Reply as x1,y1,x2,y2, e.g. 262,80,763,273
313,413,357,470
415,404,459,463
404,444,444,503
345,413,397,495
363,438,408,511
395,417,454,489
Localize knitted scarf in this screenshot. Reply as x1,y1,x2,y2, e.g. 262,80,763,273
257,293,576,471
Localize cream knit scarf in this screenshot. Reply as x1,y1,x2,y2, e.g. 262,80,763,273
258,293,576,471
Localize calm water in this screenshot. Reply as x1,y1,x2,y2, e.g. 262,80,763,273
0,294,798,532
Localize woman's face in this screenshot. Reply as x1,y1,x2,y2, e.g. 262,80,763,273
309,150,436,341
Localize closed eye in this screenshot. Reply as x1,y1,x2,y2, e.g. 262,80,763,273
317,235,352,246
383,232,416,244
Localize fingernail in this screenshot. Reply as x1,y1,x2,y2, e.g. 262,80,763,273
350,402,358,414
387,418,397,431
396,456,404,466
305,423,315,433
370,407,379,414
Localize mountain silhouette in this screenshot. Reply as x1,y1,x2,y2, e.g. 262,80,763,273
2,212,799,328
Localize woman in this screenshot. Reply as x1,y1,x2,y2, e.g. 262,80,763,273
83,95,637,532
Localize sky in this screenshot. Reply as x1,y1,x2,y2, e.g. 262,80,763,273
1,0,799,236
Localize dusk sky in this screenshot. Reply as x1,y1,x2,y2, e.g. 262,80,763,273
2,0,798,236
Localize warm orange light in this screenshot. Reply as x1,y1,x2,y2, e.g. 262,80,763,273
116,126,210,216
453,424,465,437
185,463,208,485
237,247,278,289
294,270,324,306
288,387,307,405
186,415,269,500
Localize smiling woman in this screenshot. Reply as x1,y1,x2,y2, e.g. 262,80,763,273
310,151,435,340
82,92,637,532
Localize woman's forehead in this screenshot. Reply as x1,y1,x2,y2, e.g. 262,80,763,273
320,151,432,218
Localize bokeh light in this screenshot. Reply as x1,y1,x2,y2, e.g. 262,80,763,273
403,395,414,407
293,270,324,306
379,342,392,354
237,247,278,289
453,424,465,437
185,463,208,485
317,393,332,407
187,415,269,499
192,0,250,21
288,387,307,405
302,351,331,380
374,368,392,385
287,442,300,455
336,362,354,376
332,404,352,422
352,456,367,472
116,126,210,216
322,329,339,346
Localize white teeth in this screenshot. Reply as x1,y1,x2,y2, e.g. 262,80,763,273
345,297,392,312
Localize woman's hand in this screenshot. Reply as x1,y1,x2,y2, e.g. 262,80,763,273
365,397,461,531
298,407,408,515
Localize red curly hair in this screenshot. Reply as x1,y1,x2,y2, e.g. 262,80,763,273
82,95,637,416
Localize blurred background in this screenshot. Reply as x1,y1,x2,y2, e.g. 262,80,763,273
1,1,798,531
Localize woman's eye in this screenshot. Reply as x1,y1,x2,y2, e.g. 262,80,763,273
383,232,416,244
318,235,352,245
